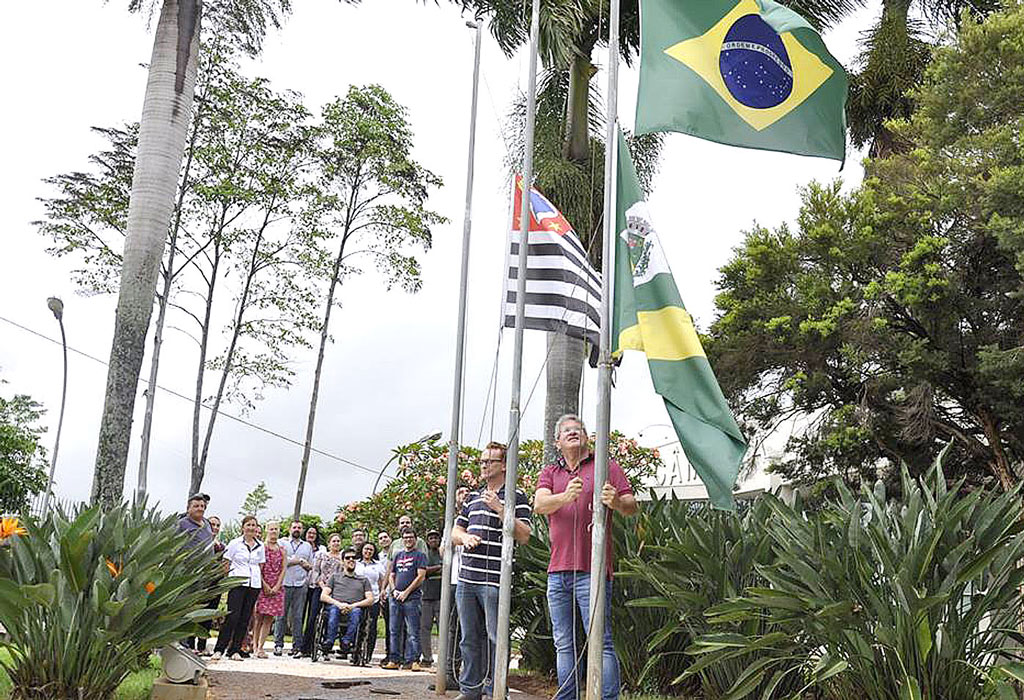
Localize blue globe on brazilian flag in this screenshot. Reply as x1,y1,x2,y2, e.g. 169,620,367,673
637,0,848,161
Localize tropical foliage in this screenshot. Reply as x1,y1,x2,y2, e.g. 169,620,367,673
682,450,1024,699
0,503,231,700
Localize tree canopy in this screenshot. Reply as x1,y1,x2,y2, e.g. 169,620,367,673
707,4,1024,491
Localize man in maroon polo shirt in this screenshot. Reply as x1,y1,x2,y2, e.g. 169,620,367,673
535,414,637,700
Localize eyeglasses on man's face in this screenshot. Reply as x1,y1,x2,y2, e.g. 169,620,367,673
343,555,357,560
480,458,503,465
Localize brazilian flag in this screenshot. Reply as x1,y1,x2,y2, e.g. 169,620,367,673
613,130,747,510
636,0,847,161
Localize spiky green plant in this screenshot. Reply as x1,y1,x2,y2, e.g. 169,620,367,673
0,502,232,700
691,447,1024,699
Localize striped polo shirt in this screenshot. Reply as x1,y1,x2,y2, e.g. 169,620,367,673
455,486,532,587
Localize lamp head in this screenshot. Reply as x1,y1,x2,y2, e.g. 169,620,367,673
46,297,64,321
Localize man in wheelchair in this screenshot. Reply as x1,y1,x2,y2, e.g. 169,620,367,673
317,547,374,661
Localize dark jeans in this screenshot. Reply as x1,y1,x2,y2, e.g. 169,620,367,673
457,582,499,699
324,605,363,650
547,572,620,700
300,587,321,654
388,595,421,664
420,597,440,664
214,585,259,656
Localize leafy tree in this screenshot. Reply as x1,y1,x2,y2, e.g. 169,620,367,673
37,45,332,497
94,0,365,508
846,0,1001,157
238,480,272,519
0,381,49,515
707,3,1024,490
292,85,445,519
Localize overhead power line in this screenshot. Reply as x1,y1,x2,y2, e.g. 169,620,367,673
0,314,380,477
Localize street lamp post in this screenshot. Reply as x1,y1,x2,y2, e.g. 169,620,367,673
42,297,67,517
371,431,441,494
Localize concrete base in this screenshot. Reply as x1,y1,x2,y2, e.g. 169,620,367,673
150,675,210,700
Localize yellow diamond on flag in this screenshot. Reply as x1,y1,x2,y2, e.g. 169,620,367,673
663,0,833,131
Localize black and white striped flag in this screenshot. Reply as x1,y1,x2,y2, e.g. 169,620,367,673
504,176,601,367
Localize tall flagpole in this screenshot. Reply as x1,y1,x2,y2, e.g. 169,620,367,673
493,0,541,698
436,18,482,696
587,0,621,695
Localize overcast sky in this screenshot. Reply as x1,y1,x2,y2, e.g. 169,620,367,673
0,1,876,522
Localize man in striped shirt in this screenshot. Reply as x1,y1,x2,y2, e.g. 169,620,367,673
451,442,532,700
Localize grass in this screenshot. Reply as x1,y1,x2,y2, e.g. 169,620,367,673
0,650,161,700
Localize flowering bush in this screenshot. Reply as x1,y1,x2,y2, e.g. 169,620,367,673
340,431,663,537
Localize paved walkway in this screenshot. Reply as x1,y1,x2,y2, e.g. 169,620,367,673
203,644,545,699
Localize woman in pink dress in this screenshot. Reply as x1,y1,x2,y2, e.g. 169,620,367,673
252,521,284,658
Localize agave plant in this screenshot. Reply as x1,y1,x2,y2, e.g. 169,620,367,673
622,496,809,699
0,501,232,700
692,447,1024,699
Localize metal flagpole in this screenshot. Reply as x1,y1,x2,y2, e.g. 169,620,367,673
494,0,541,697
436,18,482,696
587,0,621,695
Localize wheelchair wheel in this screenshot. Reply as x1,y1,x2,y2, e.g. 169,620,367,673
310,607,329,663
351,608,372,666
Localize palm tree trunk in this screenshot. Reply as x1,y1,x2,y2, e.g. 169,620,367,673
93,0,201,507
543,333,587,463
137,103,203,503
543,50,594,463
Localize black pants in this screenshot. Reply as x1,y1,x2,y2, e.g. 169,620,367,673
214,586,259,656
300,587,320,654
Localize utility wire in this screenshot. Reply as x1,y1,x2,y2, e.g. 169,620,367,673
0,314,380,477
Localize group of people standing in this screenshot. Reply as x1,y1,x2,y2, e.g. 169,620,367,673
175,412,638,700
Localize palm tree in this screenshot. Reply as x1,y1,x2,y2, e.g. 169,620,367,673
449,0,861,460
847,0,1000,157
91,0,348,507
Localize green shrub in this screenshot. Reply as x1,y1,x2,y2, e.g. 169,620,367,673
0,502,232,700
692,450,1024,699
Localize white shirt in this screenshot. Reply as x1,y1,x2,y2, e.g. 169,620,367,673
223,537,266,588
355,558,387,598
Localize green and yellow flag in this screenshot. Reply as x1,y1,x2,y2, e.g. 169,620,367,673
636,0,847,161
613,130,746,510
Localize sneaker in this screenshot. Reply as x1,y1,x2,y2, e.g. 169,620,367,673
229,653,243,661
401,662,414,670
383,660,400,670
410,661,425,672
273,646,283,656
211,652,223,661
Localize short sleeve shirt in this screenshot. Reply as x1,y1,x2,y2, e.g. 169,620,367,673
281,538,315,587
176,516,213,550
537,455,631,578
355,559,387,598
326,570,372,604
455,487,532,587
223,537,266,588
391,549,428,600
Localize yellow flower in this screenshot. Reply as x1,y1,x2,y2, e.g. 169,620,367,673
144,581,156,595
105,558,123,579
0,516,27,541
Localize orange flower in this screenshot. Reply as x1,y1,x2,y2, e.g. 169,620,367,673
105,558,123,579
0,516,27,541
144,581,156,595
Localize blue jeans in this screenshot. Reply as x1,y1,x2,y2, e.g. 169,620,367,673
546,572,620,700
456,582,500,699
324,605,363,651
388,595,421,663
